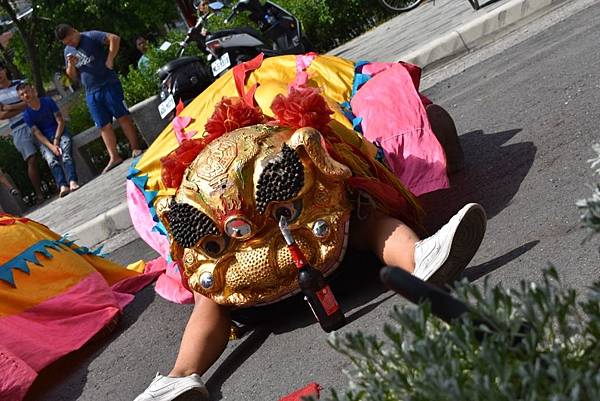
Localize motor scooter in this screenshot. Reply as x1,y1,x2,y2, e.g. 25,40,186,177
157,0,313,120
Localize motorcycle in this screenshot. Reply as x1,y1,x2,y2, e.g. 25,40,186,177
157,0,313,120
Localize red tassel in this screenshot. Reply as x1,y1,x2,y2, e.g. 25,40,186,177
175,99,185,116
278,382,322,401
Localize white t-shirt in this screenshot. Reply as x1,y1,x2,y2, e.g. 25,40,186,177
0,80,25,128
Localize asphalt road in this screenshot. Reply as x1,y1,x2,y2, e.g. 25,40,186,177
26,3,600,400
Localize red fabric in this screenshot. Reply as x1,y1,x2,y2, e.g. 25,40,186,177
205,97,268,137
278,382,321,401
232,53,264,106
271,86,333,132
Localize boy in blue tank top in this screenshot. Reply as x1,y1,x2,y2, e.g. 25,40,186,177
18,83,79,197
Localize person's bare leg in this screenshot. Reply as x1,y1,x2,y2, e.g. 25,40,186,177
117,115,141,154
99,124,123,171
169,293,231,377
26,155,43,201
350,211,419,273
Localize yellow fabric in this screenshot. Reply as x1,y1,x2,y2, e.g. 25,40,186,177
0,218,137,317
134,54,371,200
134,54,419,221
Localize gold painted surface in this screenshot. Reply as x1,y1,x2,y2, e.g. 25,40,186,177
157,124,352,307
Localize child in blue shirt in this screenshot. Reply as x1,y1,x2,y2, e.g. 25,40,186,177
18,82,79,197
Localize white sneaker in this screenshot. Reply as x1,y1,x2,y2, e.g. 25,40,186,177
413,203,487,286
133,373,209,401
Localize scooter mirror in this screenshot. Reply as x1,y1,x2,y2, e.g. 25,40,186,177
159,41,172,51
209,2,224,10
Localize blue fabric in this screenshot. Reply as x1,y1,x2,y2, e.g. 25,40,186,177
64,31,119,93
38,133,77,188
0,240,67,287
85,81,129,127
23,97,60,141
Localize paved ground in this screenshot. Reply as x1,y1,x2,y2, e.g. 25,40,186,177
22,1,600,400
331,0,507,61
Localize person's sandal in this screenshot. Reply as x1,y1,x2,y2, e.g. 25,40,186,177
59,186,70,198
131,149,144,158
102,159,123,174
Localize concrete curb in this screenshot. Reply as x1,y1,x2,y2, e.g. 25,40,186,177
400,0,568,67
69,202,131,248
70,0,569,250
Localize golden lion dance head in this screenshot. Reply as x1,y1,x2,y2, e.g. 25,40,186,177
157,89,355,306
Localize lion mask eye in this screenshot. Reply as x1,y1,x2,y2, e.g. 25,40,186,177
167,203,219,249
255,144,304,213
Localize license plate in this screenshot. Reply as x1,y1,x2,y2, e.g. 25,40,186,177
211,53,231,77
158,94,176,119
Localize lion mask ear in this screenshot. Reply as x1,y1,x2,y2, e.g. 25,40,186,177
289,127,351,181
155,195,184,260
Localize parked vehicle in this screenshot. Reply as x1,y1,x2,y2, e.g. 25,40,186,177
378,0,423,12
157,0,313,120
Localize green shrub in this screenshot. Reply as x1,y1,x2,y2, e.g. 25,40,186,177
577,143,600,239
321,268,600,401
0,137,56,201
65,92,94,135
275,0,391,51
120,30,206,106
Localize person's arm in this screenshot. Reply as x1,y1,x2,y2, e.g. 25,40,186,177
104,33,121,70
31,126,60,156
0,101,26,119
53,111,66,145
66,53,79,82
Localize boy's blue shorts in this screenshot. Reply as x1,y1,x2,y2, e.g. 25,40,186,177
85,81,130,128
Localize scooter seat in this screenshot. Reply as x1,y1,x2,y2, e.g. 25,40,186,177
157,56,203,80
206,27,263,42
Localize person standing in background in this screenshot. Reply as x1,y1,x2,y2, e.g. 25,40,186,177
55,24,143,174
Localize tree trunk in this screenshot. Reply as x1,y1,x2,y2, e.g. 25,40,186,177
22,32,45,96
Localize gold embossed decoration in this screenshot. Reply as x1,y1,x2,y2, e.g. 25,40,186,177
157,124,352,307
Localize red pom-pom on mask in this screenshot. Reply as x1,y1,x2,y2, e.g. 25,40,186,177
205,97,268,137
271,87,333,132
161,97,268,189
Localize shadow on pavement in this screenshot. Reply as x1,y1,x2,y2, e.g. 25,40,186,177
24,286,157,401
419,128,536,232
206,326,272,400
463,240,540,282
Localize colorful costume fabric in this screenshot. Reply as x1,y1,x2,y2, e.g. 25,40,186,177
0,214,163,401
127,54,449,305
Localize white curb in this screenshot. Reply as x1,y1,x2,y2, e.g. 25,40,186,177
400,0,568,67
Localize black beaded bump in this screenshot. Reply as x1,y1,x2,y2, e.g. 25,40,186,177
256,144,304,213
167,203,219,249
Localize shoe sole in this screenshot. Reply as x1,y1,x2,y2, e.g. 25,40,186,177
427,204,487,287
172,388,209,401
426,104,465,175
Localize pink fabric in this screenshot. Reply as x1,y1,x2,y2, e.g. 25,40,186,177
290,53,317,89
127,182,194,304
172,115,197,143
0,346,37,401
350,63,449,196
148,257,194,304
127,181,171,260
0,273,120,372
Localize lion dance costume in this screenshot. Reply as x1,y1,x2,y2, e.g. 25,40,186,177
127,54,449,307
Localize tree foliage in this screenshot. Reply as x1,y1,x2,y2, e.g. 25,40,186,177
1,0,179,89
